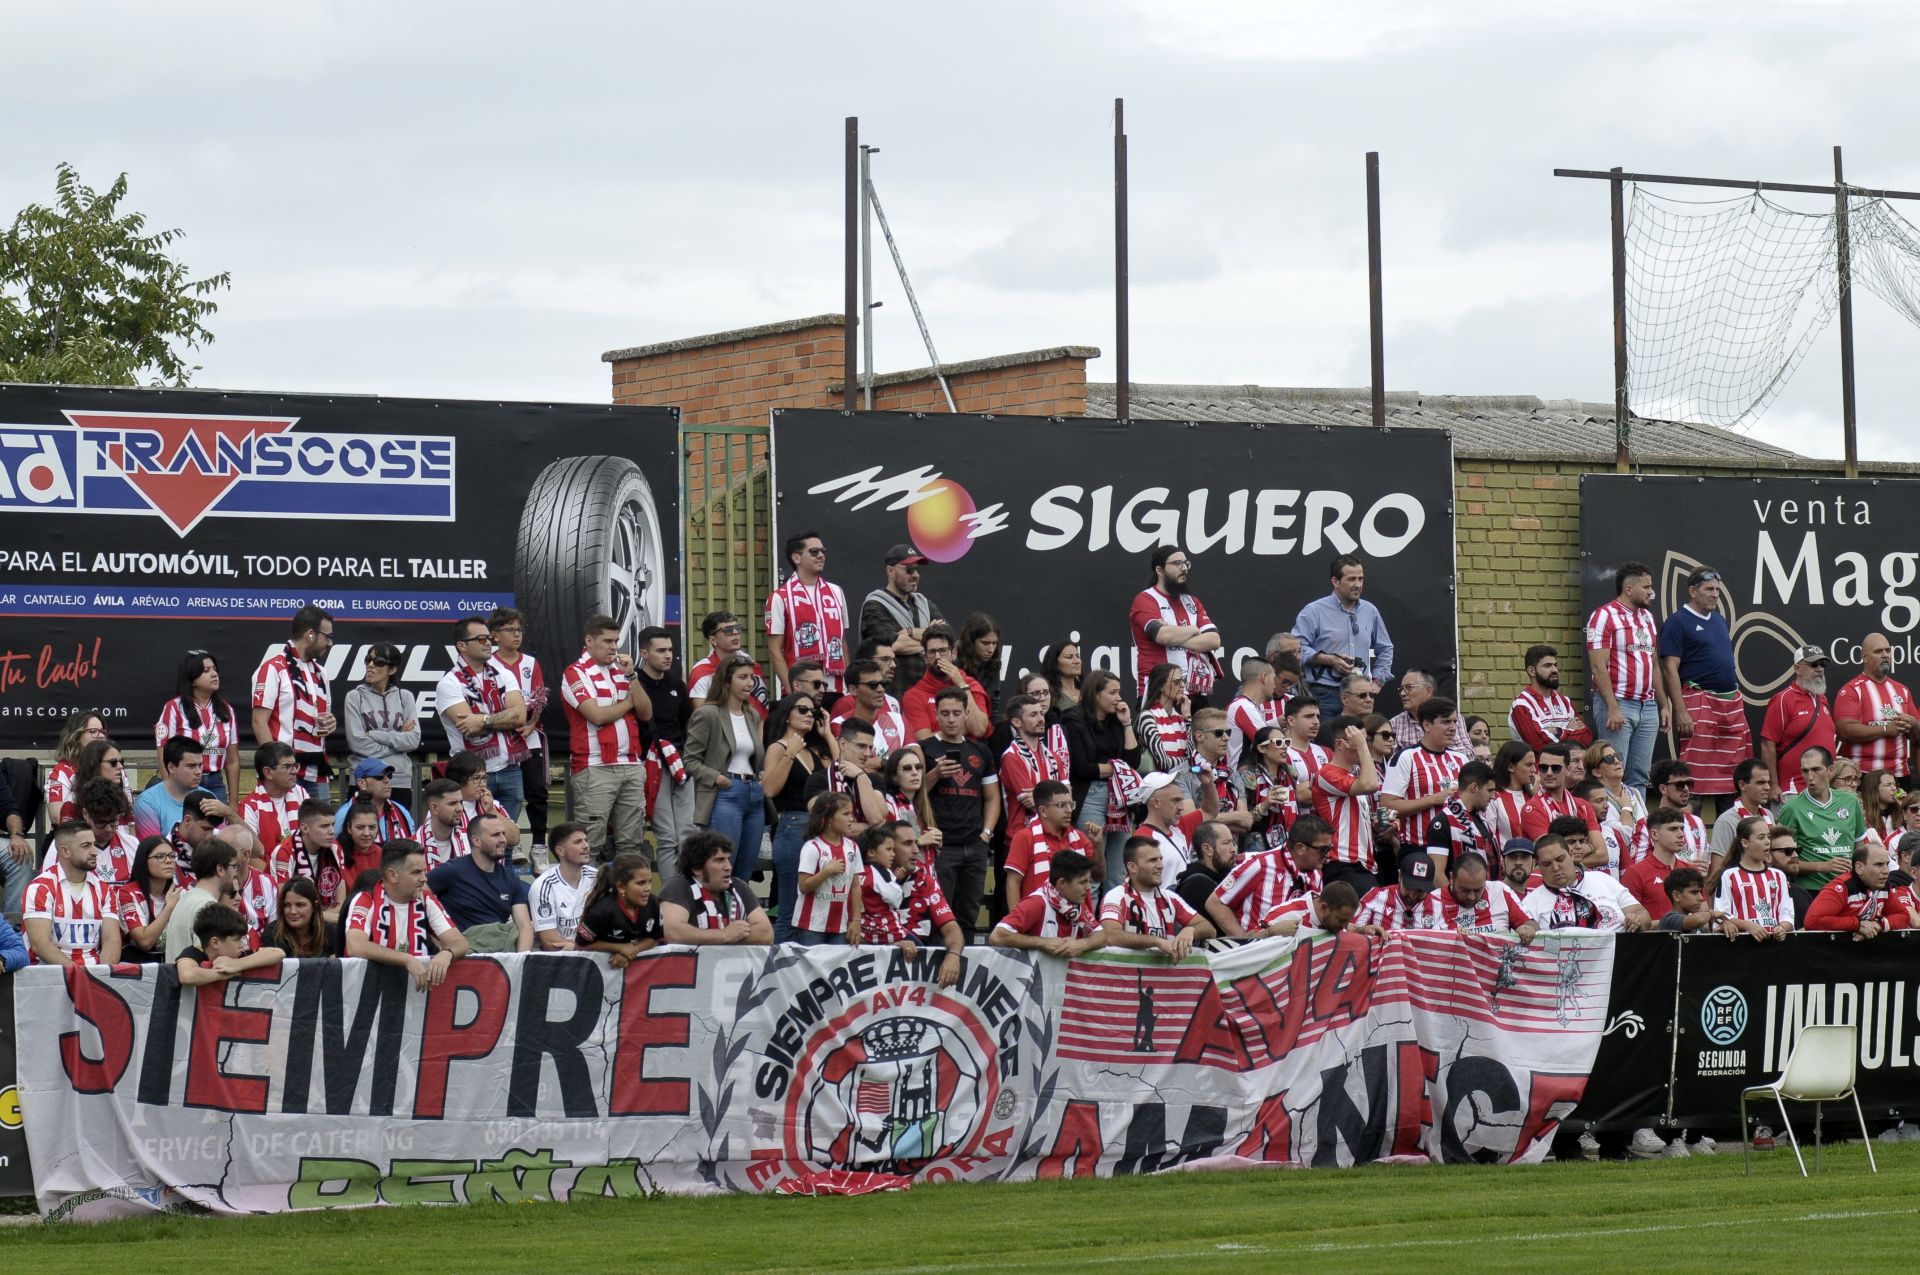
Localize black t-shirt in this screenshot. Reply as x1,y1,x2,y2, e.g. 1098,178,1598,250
1174,864,1223,917
177,945,210,966
771,751,831,814
636,669,692,749
575,894,662,947
920,737,997,846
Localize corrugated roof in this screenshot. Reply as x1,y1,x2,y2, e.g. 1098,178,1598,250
1082,383,1804,464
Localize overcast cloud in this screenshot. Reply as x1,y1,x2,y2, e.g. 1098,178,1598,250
8,0,1919,460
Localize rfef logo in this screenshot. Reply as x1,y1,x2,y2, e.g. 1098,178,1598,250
0,411,457,536
1701,985,1749,1046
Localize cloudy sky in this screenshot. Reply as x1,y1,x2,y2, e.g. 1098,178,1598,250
11,0,1920,461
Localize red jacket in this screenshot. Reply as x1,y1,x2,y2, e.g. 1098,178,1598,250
1803,875,1910,933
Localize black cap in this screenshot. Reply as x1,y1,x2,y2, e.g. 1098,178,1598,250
886,543,928,566
1399,850,1436,892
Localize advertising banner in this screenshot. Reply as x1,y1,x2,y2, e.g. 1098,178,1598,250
1668,930,1920,1126
0,385,680,750
770,410,1457,705
0,977,30,1196
15,929,1611,1218
1563,931,1681,1131
1579,475,1920,729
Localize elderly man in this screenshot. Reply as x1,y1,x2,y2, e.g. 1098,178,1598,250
1294,553,1394,723
1388,670,1471,752
1761,644,1835,796
1659,567,1749,801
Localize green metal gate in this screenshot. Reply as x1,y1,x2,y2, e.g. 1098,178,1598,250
679,422,773,664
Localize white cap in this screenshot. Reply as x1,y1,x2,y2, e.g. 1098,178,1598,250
1137,771,1179,801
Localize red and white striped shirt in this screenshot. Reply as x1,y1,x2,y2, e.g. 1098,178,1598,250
1436,881,1533,933
1626,811,1711,871
766,576,852,691
999,728,1072,820
47,763,136,824
154,697,239,783
1004,823,1095,899
39,825,137,888
23,869,115,964
1225,695,1280,770
1833,674,1915,776
1715,864,1795,928
1099,883,1196,938
1312,765,1373,867
832,697,908,758
1140,705,1191,768
1585,598,1659,702
1258,893,1324,931
496,650,548,753
252,644,331,754
1355,885,1435,931
1508,686,1591,751
1288,741,1328,787
997,883,1099,940
1489,788,1530,845
117,883,166,943
561,651,646,772
239,783,309,854
347,884,455,960
1382,745,1466,843
1214,850,1321,931
793,836,862,934
1129,586,1218,699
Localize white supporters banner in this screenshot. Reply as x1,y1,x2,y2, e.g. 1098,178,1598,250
15,932,1614,1219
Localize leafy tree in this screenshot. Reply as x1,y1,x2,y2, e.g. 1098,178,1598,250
0,163,230,386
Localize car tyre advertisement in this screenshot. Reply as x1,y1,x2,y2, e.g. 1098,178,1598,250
515,454,666,678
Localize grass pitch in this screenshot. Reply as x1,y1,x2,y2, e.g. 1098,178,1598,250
1,1142,1911,1274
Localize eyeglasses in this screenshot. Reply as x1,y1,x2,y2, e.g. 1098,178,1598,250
491,626,523,636
792,706,816,716
1372,730,1394,739
896,762,923,772
1350,690,1376,698
897,565,921,574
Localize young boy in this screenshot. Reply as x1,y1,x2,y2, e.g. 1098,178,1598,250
1657,867,1731,934
174,903,285,987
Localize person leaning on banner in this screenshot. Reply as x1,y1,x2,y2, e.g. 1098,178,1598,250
1761,644,1836,797
1655,567,1750,803
174,902,283,989
1100,834,1212,958
574,852,662,966
1653,867,1729,934
425,812,532,953
1804,839,1909,938
1521,834,1651,932
1292,553,1394,724
990,847,1105,956
860,543,942,697
346,840,468,988
1250,879,1360,938
658,830,772,946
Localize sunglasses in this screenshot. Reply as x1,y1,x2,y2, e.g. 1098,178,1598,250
1600,754,1621,765
104,757,125,767
1666,779,1694,789
1204,728,1230,738
858,681,885,690
1351,691,1376,698
1537,763,1565,773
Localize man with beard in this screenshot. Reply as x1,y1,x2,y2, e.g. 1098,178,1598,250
23,821,121,966
1129,545,1223,706
1521,834,1651,932
1509,644,1593,753
1173,819,1237,915
1761,645,1835,796
1835,632,1920,782
1100,835,1212,958
860,544,941,696
1500,837,1538,893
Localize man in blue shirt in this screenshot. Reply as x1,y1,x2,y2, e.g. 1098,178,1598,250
0,912,27,972
1292,553,1395,722
133,736,231,841
1658,567,1748,804
424,812,532,953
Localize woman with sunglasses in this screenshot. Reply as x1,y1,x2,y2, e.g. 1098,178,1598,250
686,655,769,884
154,651,240,803
882,746,942,855
345,642,421,810
59,738,133,824
1583,740,1646,833
1238,725,1299,851
762,690,835,942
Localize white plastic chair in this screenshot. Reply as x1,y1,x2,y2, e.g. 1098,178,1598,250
1740,1023,1877,1177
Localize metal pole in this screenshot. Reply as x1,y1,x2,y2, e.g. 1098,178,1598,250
861,144,875,410
1114,98,1130,421
843,116,858,412
1835,145,1859,478
1610,166,1630,472
1366,151,1385,429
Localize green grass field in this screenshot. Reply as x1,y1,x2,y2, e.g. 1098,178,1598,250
2,1142,1911,1274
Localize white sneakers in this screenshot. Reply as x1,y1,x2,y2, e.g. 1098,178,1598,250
1627,1128,1716,1157
1877,1121,1920,1143
1629,1128,1667,1158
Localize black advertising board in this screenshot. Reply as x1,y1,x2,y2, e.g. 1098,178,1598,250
769,410,1457,701
1668,930,1920,1126
1579,475,1920,730
0,385,679,751
1566,932,1680,1131
0,977,28,1196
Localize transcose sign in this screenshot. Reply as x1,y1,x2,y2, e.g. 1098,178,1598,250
0,385,679,750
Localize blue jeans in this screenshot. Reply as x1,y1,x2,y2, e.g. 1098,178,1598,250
771,809,810,944
1595,695,1660,792
2,845,33,920
1077,781,1130,893
487,763,525,820
1309,681,1345,723
705,778,767,886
